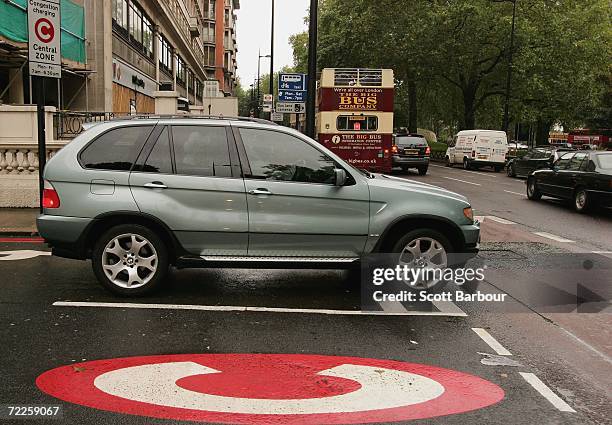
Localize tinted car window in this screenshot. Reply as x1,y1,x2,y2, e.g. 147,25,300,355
142,127,173,174
240,128,336,184
395,136,427,147
555,152,574,169
172,126,231,177
595,153,612,169
80,125,153,171
567,152,587,171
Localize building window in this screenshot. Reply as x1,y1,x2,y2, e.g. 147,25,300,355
112,0,128,33
188,70,195,94
196,79,203,100
203,22,215,43
159,35,173,73
204,46,215,67
113,0,153,59
205,0,215,19
177,56,186,85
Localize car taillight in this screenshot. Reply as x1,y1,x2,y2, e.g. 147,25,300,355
42,180,60,209
392,145,399,154
425,146,431,155
472,150,476,158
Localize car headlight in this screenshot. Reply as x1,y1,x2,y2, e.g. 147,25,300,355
463,207,474,222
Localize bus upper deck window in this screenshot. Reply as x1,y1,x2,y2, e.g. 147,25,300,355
337,115,378,131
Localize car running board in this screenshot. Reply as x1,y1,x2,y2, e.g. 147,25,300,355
175,255,359,270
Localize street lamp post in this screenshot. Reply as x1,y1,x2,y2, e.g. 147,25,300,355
502,0,517,134
256,50,271,118
269,0,275,113
305,0,319,139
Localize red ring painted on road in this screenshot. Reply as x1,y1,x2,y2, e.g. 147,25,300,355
36,354,504,424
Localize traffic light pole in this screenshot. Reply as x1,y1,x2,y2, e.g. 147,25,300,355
305,0,318,139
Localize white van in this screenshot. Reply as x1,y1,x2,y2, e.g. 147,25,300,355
445,130,509,171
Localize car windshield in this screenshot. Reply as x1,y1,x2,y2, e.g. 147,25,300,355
395,136,427,146
595,153,612,169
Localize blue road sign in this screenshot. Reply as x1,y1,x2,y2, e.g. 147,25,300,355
279,73,307,91
278,90,306,102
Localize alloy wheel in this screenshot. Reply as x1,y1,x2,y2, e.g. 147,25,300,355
102,233,158,289
398,237,448,289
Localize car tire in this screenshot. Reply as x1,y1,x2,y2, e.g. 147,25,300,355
92,224,169,296
418,167,428,176
446,157,453,167
507,164,516,177
527,177,542,201
574,188,591,213
463,158,471,170
390,229,453,291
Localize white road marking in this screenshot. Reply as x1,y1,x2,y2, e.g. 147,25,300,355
533,232,575,243
432,299,467,315
485,216,516,225
0,250,51,261
472,328,512,356
430,164,497,177
519,372,576,413
441,176,481,186
94,362,445,414
53,301,468,317
504,190,525,196
592,251,612,255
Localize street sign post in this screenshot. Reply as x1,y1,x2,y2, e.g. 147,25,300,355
271,112,284,122
262,94,274,113
28,0,61,78
278,74,308,127
277,102,306,114
28,0,61,212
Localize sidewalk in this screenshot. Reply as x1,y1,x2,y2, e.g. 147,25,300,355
0,208,39,235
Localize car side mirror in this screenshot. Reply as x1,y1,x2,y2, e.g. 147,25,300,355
334,168,347,187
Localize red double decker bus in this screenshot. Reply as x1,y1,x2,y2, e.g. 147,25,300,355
316,68,395,173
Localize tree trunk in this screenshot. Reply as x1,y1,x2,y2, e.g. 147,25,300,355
461,82,477,130
407,78,418,133
535,119,553,146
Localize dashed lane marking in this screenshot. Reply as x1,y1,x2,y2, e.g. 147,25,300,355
519,372,576,413
53,301,468,317
504,190,525,196
471,328,512,356
533,232,575,243
441,176,481,186
484,216,517,225
429,164,497,177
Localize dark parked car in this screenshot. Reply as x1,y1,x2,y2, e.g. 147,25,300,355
527,151,612,213
507,147,573,178
392,134,430,175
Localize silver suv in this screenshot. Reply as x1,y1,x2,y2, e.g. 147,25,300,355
37,116,480,296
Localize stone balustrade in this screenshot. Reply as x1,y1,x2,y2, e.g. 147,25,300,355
0,142,68,207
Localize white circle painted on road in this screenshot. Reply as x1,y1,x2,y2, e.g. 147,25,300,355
37,354,505,424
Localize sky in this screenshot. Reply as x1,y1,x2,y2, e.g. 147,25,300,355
235,0,310,87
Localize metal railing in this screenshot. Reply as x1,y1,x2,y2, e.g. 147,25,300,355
53,111,147,139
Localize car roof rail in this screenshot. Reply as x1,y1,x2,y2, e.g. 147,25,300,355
109,114,278,125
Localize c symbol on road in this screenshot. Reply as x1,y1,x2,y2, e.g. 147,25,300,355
37,354,505,424
35,18,55,43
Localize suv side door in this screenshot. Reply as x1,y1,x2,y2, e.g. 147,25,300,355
234,126,370,258
129,123,248,256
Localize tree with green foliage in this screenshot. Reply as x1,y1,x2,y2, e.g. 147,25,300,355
289,0,611,139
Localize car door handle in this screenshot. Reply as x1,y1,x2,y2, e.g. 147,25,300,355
249,188,273,196
144,182,168,189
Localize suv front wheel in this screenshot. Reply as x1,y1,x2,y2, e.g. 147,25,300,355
92,224,169,296
391,229,452,291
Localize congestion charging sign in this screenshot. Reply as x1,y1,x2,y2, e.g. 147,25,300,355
28,0,61,78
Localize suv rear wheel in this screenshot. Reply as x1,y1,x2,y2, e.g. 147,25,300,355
92,224,169,296
391,229,452,291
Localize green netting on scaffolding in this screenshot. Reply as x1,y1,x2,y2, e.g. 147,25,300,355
0,0,86,64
